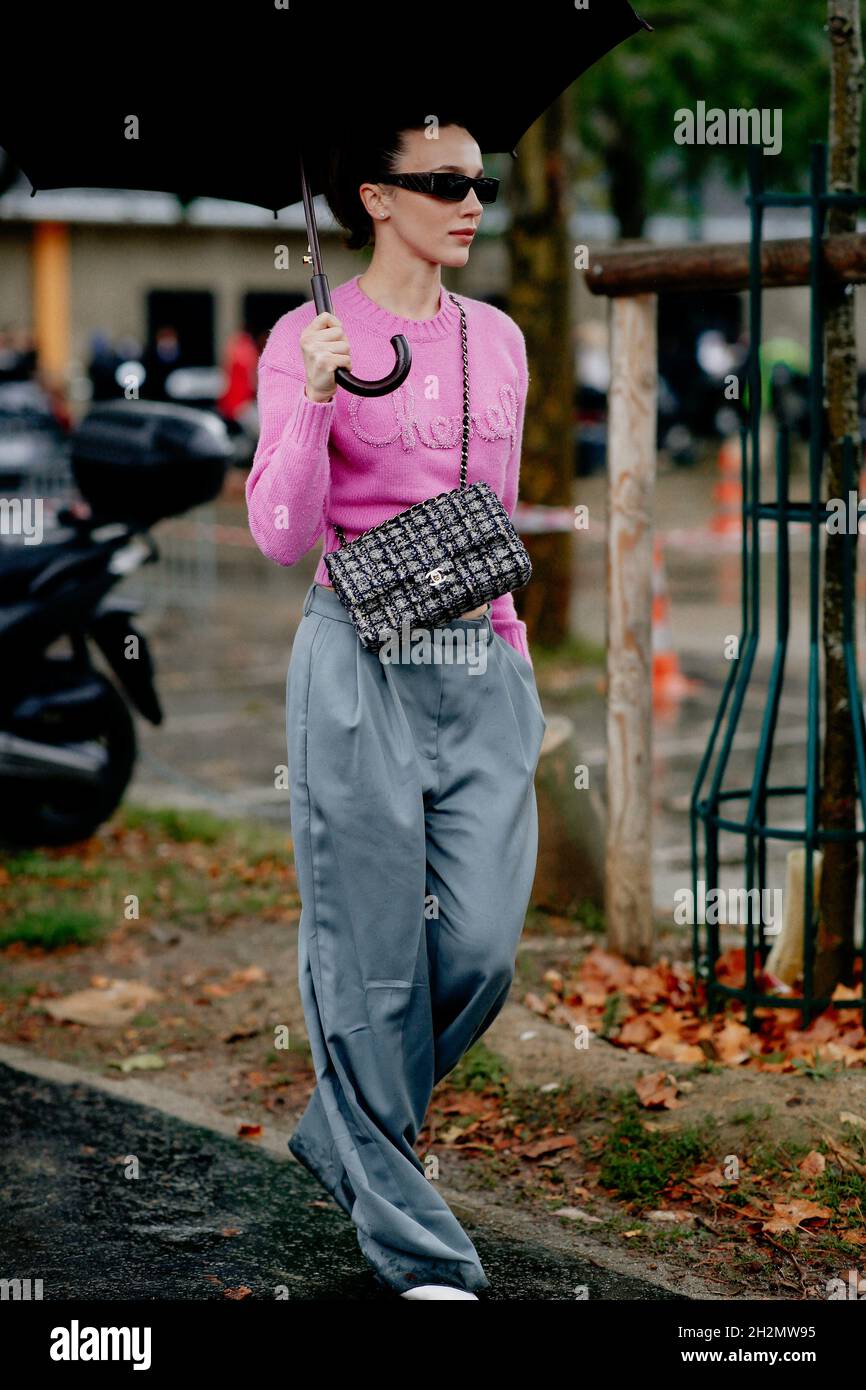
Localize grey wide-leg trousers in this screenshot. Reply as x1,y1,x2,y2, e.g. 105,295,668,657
285,580,546,1294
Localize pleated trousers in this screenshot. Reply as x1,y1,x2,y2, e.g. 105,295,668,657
285,580,546,1293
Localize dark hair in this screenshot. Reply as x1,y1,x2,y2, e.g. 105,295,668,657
324,112,475,252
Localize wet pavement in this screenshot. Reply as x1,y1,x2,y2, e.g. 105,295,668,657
0,1058,681,1301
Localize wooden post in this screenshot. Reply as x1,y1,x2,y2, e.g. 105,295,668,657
605,293,658,963
586,232,866,297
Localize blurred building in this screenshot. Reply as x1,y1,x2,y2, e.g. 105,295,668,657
1,157,865,420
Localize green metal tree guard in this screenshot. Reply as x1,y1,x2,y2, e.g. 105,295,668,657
691,141,866,1030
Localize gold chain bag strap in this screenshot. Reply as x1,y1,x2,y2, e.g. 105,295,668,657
323,292,532,651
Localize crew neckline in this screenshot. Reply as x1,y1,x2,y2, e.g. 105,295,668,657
337,273,462,342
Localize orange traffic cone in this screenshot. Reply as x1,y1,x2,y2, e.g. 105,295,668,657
652,535,700,704
711,435,743,536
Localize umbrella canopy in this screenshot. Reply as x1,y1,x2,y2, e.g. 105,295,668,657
0,1,651,213
0,0,652,393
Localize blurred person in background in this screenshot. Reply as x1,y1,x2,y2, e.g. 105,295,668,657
141,324,182,401
218,323,259,423
87,331,120,402
0,326,36,383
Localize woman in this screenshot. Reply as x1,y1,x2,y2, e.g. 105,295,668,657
245,114,547,1299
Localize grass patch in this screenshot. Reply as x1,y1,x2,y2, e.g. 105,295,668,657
748,1135,813,1179
0,978,38,1001
120,805,227,845
576,900,606,934
600,992,625,1039
446,1040,510,1095
790,1055,845,1081
647,1224,700,1251
598,1093,715,1204
520,902,603,941
815,1161,866,1223
0,910,101,950
728,1105,775,1130
531,633,606,670
506,1077,593,1132
0,802,298,950
2,851,106,882
684,1060,725,1077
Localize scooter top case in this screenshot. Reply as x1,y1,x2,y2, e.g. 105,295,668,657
70,399,233,527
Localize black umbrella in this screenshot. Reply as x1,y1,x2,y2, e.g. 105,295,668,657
0,1,652,395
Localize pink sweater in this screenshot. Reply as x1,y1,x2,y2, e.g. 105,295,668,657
245,272,533,663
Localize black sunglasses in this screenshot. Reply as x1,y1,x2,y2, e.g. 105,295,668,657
376,171,500,204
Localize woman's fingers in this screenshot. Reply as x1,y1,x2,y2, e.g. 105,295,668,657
300,312,351,395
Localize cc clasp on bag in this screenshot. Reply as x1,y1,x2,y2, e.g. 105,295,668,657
323,292,532,652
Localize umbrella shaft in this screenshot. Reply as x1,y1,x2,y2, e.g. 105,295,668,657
299,155,324,270
311,274,334,317
298,155,334,316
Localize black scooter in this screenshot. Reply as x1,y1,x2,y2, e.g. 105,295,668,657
0,398,232,847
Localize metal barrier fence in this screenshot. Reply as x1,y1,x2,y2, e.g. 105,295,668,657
117,508,219,620
691,142,866,1027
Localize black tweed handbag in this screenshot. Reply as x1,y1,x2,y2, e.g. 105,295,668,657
323,292,532,651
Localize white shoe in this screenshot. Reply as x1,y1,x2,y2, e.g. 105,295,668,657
400,1284,479,1300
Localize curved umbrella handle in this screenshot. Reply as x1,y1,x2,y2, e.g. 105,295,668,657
311,273,411,398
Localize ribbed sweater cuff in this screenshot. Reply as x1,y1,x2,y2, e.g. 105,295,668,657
289,390,336,448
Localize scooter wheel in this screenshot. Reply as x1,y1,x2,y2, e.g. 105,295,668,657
0,677,137,849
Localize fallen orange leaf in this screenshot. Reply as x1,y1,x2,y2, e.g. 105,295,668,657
635,1071,681,1109
762,1200,832,1234
798,1151,826,1178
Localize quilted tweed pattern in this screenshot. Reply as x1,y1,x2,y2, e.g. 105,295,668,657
323,292,532,651
324,479,532,650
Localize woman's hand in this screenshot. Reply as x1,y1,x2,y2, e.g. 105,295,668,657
299,311,351,403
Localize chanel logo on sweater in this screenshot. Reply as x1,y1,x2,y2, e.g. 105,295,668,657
428,568,445,586
348,379,519,452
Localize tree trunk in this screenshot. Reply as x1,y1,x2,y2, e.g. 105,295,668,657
509,96,573,648
815,0,864,998
607,122,648,240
